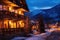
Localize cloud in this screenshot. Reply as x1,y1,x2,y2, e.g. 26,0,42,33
26,0,60,11
29,6,53,11
33,6,53,9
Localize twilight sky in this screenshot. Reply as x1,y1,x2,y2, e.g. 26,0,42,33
26,0,60,11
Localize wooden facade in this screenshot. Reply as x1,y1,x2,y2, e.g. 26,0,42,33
0,0,29,37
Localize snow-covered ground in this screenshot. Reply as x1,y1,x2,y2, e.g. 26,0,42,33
11,37,26,40
11,32,51,40
25,32,51,40
11,29,57,40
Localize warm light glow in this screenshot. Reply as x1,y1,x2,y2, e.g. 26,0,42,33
14,9,24,15
15,10,18,13
49,24,57,28
3,0,18,7
18,11,24,15
17,8,27,15
32,25,36,30
32,25,40,35
3,0,27,15
13,22,16,28
52,26,56,28
32,25,38,31
18,20,25,28
3,6,25,15
9,20,14,28
9,7,12,11
0,21,3,28
9,7,14,12
57,28,60,30
4,20,9,28
19,11,21,14
20,8,27,12
3,0,27,16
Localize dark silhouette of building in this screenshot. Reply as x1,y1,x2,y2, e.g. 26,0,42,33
37,14,45,33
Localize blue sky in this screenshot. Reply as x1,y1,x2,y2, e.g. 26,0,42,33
26,0,60,11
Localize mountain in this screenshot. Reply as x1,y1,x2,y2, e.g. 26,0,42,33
30,4,60,23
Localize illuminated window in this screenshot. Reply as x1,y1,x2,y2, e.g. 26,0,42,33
9,20,14,28
18,20,25,28
4,20,9,28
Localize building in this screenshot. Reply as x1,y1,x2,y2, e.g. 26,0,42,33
0,0,29,36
